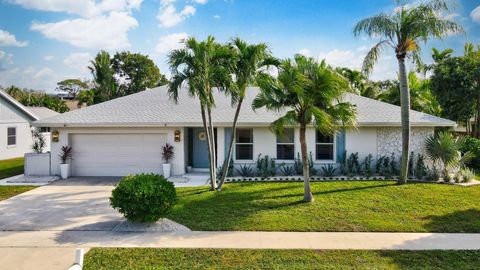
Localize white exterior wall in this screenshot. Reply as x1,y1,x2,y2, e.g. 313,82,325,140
0,97,33,160
50,127,185,176
345,127,378,160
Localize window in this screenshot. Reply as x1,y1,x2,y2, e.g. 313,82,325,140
277,128,295,160
7,127,16,146
235,128,253,160
316,131,334,160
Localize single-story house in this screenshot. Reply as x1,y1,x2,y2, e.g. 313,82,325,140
33,86,455,177
0,90,59,160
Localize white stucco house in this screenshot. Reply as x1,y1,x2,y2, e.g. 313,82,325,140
0,90,59,160
32,86,455,177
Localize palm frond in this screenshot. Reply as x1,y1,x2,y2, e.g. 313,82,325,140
362,40,389,75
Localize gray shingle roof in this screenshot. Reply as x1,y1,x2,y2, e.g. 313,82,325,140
25,106,59,120
33,86,455,127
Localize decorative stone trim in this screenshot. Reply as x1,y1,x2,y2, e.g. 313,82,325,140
223,175,411,182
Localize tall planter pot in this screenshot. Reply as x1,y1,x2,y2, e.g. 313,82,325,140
163,163,171,178
60,164,70,179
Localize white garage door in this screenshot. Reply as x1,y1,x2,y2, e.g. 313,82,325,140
70,133,167,176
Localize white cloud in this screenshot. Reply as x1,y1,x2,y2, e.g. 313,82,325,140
157,1,196,28
0,50,14,71
298,48,311,57
213,15,220,19
194,0,208,4
9,0,143,18
471,5,480,23
31,12,138,49
63,53,92,75
154,32,188,54
0,66,60,90
0,29,28,47
44,55,54,61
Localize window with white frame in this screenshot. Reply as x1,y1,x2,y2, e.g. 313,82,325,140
235,128,253,160
277,128,295,160
316,131,334,160
7,127,16,146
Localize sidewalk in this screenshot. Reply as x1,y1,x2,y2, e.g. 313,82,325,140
1,230,480,250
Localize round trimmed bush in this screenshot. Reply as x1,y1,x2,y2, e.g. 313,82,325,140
110,173,177,223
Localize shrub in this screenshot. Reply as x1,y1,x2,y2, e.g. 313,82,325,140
237,164,254,177
256,154,276,178
460,168,475,183
414,154,427,180
279,164,295,176
31,129,46,154
110,174,177,223
293,152,316,176
347,152,360,176
59,146,72,164
162,143,174,163
362,154,373,177
460,136,480,170
321,164,336,177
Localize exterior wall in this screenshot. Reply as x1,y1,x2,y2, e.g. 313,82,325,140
345,127,378,160
0,97,34,160
49,127,185,176
377,127,434,158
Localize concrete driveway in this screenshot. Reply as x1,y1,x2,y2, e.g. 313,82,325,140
0,177,123,231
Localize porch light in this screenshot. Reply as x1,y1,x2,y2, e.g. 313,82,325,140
174,130,181,142
52,130,59,142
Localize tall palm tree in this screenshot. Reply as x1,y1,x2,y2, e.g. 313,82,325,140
217,38,279,190
353,0,463,184
168,36,233,190
253,55,356,202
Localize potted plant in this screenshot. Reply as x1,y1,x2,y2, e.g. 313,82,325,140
59,146,72,179
162,143,174,178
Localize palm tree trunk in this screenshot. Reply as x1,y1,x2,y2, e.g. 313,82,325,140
398,58,411,184
300,124,314,202
217,97,244,190
207,106,217,190
201,105,215,190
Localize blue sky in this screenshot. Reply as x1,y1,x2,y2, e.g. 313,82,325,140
0,0,479,92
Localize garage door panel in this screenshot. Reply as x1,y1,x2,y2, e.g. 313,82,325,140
70,133,167,176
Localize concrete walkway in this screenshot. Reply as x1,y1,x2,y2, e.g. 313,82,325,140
1,230,480,250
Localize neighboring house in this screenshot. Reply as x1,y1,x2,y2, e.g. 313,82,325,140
0,90,59,160
33,86,456,177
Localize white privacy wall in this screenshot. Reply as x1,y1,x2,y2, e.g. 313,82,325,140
50,127,185,176
345,127,378,160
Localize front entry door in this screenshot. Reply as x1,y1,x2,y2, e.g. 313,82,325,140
192,128,210,168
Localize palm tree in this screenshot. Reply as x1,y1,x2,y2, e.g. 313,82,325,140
88,50,117,103
253,55,356,202
425,132,474,179
217,38,279,190
353,0,463,184
168,36,233,190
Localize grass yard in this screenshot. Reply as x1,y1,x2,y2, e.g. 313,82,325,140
0,157,24,179
84,248,480,270
167,181,480,232
0,186,36,201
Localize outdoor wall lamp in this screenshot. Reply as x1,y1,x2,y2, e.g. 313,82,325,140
174,130,181,142
51,130,59,142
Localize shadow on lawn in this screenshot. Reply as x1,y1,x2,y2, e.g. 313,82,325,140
422,209,480,233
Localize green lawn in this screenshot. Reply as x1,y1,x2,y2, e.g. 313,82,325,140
84,248,480,270
0,186,36,201
167,181,480,232
0,157,24,179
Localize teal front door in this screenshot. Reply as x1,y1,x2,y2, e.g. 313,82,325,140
192,128,210,168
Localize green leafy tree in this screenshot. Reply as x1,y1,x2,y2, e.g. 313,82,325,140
4,85,69,113
56,79,88,99
430,48,476,132
463,43,480,137
353,0,463,183
377,71,442,116
217,38,279,190
337,67,379,99
112,52,161,96
168,36,233,190
77,89,95,108
253,55,356,202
